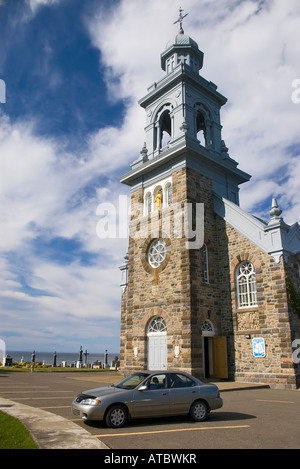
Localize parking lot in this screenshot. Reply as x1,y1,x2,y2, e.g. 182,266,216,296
1,370,299,449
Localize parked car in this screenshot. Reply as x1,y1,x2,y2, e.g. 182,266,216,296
72,370,222,428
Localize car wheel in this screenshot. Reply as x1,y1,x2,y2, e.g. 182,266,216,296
189,400,208,422
105,404,127,428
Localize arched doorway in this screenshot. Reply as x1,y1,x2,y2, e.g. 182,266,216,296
147,317,167,370
202,320,215,379
202,320,228,379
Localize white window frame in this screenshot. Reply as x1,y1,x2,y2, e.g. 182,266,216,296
236,261,257,308
147,316,167,335
148,238,167,268
143,176,172,215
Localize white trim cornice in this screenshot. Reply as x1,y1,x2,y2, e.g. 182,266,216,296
214,194,300,263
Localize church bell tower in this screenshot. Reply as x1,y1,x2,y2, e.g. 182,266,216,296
119,11,251,376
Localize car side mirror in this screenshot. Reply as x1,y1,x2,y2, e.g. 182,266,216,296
138,385,148,391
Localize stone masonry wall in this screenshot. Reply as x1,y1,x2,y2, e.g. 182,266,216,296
120,168,194,373
216,216,299,389
120,164,299,388
185,168,223,376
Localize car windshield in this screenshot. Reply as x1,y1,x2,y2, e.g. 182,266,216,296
113,372,149,390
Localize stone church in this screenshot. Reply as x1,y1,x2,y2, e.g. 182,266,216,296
119,20,300,389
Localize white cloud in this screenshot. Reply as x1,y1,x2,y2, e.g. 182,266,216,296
87,0,177,102
0,114,82,250
0,110,129,351
88,0,300,222
26,0,61,15
0,110,132,251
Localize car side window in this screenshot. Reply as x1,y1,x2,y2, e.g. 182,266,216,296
170,373,196,388
145,374,167,390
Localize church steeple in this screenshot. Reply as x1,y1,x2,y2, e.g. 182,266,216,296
161,29,204,75
121,12,251,206
161,8,204,75
137,21,227,157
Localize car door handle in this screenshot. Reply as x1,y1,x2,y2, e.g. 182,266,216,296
162,392,168,395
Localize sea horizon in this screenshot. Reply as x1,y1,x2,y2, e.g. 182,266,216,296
6,350,120,367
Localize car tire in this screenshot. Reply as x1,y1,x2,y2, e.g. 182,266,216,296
189,400,208,422
105,404,127,428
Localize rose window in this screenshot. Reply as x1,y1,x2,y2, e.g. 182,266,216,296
148,238,167,268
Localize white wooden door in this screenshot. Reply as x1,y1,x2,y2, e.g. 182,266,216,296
148,335,167,370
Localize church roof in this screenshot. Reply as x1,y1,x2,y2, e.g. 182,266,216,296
165,31,199,51
161,29,204,73
214,195,300,262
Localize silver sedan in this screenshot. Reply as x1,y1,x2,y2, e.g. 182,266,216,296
72,371,223,428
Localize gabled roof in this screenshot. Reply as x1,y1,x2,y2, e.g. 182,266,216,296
214,194,300,263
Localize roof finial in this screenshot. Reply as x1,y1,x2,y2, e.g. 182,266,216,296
269,198,282,220
174,7,188,34
268,198,284,226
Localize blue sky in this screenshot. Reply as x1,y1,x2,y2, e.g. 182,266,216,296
0,0,300,353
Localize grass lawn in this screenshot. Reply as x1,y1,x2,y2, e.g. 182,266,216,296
0,410,39,449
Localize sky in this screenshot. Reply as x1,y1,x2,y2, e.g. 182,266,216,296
0,0,299,354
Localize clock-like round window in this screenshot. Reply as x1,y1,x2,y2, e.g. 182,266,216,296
148,238,167,268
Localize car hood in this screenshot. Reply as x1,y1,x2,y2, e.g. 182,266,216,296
78,385,126,399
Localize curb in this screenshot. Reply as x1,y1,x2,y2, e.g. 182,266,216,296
0,398,109,450
216,383,270,392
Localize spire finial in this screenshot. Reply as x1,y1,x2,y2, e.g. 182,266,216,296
269,198,282,220
174,7,188,34
268,197,285,227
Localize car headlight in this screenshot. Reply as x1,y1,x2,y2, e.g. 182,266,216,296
81,398,101,406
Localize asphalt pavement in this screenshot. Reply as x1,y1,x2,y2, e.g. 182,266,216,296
0,370,269,450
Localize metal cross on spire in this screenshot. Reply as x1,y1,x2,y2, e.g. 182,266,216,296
173,7,188,33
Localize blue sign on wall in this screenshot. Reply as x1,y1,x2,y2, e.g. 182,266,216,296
252,338,265,357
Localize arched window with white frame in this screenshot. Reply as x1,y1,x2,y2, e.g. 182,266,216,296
236,261,257,308
147,316,167,334
160,109,171,149
154,104,173,153
201,319,215,337
194,103,212,149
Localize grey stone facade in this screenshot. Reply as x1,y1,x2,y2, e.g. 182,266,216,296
119,27,300,389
